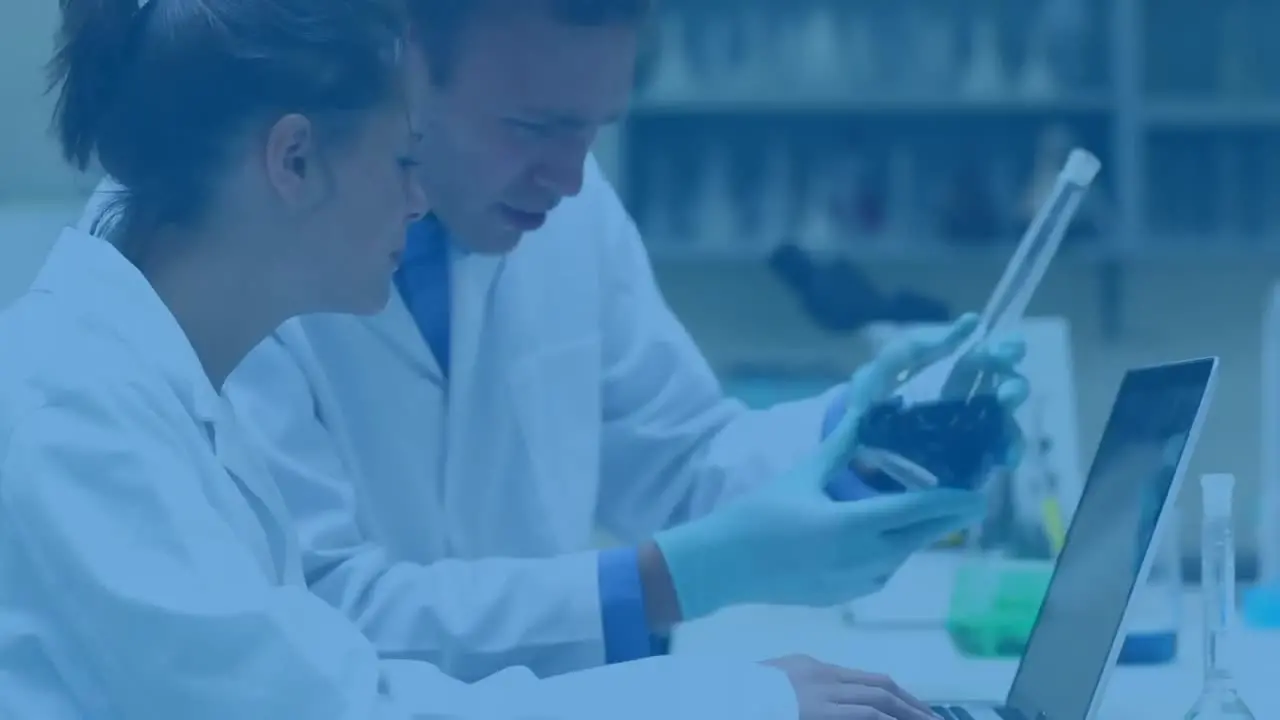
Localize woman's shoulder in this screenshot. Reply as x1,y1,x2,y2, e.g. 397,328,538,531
0,280,172,453
0,295,156,432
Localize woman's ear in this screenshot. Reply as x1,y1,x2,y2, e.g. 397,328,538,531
264,114,323,208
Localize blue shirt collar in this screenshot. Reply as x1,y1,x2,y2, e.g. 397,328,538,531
402,215,477,264
402,215,450,265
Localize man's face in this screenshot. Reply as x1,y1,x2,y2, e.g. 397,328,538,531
408,10,638,254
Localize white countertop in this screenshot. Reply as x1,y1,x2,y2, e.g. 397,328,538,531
672,553,1280,718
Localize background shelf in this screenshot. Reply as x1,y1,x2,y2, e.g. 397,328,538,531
608,0,1280,267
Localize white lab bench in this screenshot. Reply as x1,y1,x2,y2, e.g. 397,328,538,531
673,553,1280,718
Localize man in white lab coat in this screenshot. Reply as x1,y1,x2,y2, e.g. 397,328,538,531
81,0,1023,708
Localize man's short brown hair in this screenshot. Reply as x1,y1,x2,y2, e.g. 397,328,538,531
406,0,654,84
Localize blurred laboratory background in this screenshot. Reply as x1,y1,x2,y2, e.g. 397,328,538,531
2,0,1280,578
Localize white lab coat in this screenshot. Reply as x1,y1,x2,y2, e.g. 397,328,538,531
83,162,840,683
0,227,797,720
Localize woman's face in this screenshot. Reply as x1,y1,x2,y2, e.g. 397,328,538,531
301,103,428,315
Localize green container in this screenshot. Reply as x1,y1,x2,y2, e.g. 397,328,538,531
946,559,1054,658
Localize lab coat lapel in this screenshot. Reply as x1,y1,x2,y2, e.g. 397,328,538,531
361,286,443,381
448,253,502,391
441,252,503,541
212,404,305,586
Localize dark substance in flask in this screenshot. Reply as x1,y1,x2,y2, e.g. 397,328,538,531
852,394,1014,493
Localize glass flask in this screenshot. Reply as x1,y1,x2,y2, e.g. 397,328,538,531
1185,473,1256,720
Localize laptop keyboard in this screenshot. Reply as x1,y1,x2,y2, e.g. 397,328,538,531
932,706,1026,720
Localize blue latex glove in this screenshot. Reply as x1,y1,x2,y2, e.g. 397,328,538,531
654,315,991,623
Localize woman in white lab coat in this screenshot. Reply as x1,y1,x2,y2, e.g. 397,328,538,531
0,1,820,719
0,1,975,719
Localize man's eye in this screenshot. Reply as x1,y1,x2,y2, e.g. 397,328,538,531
507,119,551,137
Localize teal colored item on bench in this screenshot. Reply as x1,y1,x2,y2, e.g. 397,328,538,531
946,558,1053,658
1243,585,1280,628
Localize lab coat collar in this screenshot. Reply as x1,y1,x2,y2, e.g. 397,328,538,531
364,216,502,380
365,283,441,378
31,227,222,423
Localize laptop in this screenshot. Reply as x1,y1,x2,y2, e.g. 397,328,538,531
931,357,1219,720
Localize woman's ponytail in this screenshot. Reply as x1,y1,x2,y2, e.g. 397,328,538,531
47,0,143,171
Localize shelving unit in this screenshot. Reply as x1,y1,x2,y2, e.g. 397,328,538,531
600,0,1280,332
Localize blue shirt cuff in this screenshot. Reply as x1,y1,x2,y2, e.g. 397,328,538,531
822,387,876,501
598,547,666,664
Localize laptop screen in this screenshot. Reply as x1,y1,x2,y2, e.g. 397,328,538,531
1005,358,1215,720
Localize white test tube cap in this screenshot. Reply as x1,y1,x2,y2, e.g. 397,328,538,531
1201,473,1236,518
1060,148,1102,187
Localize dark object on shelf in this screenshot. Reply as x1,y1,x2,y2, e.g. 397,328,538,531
853,394,1015,493
880,291,951,324
769,244,952,332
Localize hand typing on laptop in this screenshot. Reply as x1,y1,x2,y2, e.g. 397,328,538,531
763,655,941,720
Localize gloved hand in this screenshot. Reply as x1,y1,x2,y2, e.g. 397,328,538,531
653,315,990,623
842,318,1033,495
939,330,1031,470
824,320,1030,499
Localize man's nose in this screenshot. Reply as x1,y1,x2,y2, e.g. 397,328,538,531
534,139,590,199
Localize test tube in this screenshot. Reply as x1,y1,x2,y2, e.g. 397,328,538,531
969,150,1102,354
897,148,1102,404
855,148,1102,492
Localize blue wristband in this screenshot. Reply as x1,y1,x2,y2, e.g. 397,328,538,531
598,547,664,664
